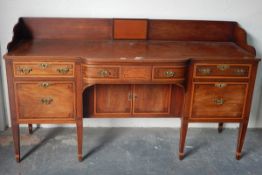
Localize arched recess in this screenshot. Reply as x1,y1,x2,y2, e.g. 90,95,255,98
82,83,186,118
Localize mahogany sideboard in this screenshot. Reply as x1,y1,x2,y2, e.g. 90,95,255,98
4,18,260,162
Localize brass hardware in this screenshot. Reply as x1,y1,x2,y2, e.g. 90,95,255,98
17,67,32,74
98,70,109,77
41,97,53,105
217,64,230,71
214,98,224,105
39,63,49,69
214,83,227,88
234,68,246,75
39,82,50,88
164,71,176,78
198,68,211,75
133,94,138,100
128,93,132,101
57,67,70,74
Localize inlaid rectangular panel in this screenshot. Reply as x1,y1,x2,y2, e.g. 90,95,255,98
114,19,148,39
121,66,152,80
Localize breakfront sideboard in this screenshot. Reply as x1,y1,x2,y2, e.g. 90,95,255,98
4,18,259,162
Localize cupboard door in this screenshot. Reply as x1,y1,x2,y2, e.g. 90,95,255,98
95,85,132,114
133,85,171,114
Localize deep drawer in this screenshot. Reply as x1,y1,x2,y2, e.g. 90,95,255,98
15,81,75,119
190,82,248,119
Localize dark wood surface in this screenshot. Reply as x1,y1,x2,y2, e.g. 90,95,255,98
4,18,260,162
7,40,253,60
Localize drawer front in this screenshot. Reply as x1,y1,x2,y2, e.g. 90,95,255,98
194,64,250,78
15,81,75,119
121,66,152,80
13,62,74,77
153,66,185,80
191,83,248,119
83,65,120,79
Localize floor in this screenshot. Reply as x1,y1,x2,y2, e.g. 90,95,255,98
0,128,262,175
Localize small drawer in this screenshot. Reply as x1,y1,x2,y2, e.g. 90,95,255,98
190,82,248,119
15,81,75,119
13,62,74,77
153,66,185,80
194,64,250,78
83,65,120,79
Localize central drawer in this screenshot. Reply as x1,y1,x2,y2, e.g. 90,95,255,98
15,81,75,119
190,82,248,119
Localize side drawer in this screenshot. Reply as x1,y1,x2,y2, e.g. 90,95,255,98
153,66,185,80
194,64,251,78
190,82,248,119
13,62,75,77
14,81,75,119
82,65,120,79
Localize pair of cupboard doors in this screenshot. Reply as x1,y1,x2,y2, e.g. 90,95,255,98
86,84,182,118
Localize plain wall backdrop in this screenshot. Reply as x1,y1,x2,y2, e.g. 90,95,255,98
0,0,261,128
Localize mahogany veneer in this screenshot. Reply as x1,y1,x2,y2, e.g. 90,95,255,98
4,17,260,162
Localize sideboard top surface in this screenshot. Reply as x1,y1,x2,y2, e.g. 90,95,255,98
6,40,254,61
4,18,259,62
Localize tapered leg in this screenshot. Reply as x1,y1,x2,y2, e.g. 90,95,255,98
218,123,223,133
11,123,20,162
179,119,188,160
236,121,248,160
76,120,83,161
28,124,33,134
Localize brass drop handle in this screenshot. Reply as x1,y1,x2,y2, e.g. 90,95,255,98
217,64,230,71
41,97,53,105
164,71,176,78
128,93,132,101
98,70,109,77
198,68,211,75
234,68,246,75
214,83,227,88
39,63,49,69
17,67,32,74
57,67,70,74
39,82,50,88
214,98,224,105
